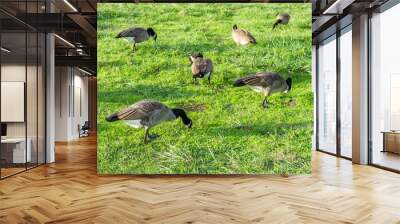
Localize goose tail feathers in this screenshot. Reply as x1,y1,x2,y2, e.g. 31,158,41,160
106,113,120,122
233,78,246,87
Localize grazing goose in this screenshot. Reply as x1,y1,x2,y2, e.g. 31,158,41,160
231,24,256,46
189,53,214,84
116,27,157,51
273,13,291,29
233,72,292,108
106,100,192,143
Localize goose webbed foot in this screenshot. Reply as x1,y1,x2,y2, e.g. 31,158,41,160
148,133,160,140
132,44,137,52
143,128,150,144
143,132,159,144
262,99,269,109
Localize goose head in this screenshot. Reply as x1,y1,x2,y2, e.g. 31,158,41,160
284,78,292,93
189,52,203,64
147,28,157,41
172,108,192,128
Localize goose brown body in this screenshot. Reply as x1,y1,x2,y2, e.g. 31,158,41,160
273,13,291,29
190,53,214,84
106,100,174,128
234,72,292,108
231,24,256,46
106,100,192,143
116,27,157,51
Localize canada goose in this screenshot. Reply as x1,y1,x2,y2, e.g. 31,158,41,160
231,24,256,46
273,13,290,30
116,27,157,51
189,53,214,84
233,72,292,108
106,100,192,143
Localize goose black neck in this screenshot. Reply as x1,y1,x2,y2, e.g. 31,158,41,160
286,78,292,91
147,28,157,41
193,52,203,58
172,108,191,125
147,28,155,36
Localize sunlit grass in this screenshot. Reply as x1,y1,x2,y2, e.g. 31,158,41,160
97,3,312,174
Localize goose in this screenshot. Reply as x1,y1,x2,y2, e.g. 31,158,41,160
189,53,213,84
273,13,290,29
233,72,292,108
231,24,256,46
106,100,192,143
116,27,157,51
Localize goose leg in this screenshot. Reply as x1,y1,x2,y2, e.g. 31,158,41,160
143,127,149,144
262,97,268,108
132,43,137,52
208,73,211,84
148,133,160,140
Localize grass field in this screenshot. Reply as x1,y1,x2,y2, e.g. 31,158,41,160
97,3,312,174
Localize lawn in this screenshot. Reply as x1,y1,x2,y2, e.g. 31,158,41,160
97,3,312,174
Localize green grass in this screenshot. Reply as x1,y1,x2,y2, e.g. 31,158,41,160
97,3,312,174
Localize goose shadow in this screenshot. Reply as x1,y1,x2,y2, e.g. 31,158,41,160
203,122,312,138
98,83,210,104
148,41,233,56
98,42,230,72
98,59,127,69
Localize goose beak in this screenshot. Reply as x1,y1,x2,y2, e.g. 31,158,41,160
187,120,193,129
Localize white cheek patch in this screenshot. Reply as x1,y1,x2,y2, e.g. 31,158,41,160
124,120,143,128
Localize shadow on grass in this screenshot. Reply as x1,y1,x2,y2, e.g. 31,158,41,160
98,83,209,104
150,41,232,55
98,59,127,70
205,121,312,137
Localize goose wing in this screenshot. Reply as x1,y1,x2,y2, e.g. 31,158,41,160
277,13,290,24
116,27,147,39
112,100,166,121
204,59,213,74
258,72,286,90
281,13,290,20
244,30,256,43
234,28,256,43
236,73,273,87
192,58,211,76
199,59,213,74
